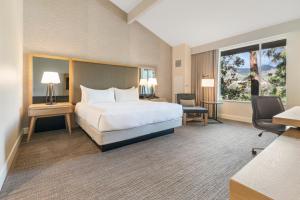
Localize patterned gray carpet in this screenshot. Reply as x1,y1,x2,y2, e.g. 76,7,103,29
0,121,276,200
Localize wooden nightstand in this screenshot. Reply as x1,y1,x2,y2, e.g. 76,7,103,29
27,102,73,142
148,97,167,102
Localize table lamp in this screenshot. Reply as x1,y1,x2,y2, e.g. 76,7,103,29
148,78,158,97
41,71,60,105
201,78,214,105
139,78,148,98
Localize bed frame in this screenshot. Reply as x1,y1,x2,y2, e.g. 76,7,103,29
100,129,174,151
76,115,181,151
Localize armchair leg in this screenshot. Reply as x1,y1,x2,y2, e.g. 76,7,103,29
183,113,187,126
203,113,208,126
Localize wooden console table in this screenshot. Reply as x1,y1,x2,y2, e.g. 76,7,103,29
230,106,300,200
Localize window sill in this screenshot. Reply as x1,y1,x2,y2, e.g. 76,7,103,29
220,99,287,106
219,100,251,104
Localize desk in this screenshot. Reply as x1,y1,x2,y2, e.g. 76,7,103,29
230,107,300,200
273,106,300,127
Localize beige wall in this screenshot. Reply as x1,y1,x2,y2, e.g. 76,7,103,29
172,44,191,102
192,20,300,123
0,0,23,189
192,19,300,54
23,0,172,112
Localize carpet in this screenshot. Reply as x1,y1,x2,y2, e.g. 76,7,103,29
0,121,276,200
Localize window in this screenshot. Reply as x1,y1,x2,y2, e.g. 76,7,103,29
220,39,286,101
260,41,287,101
140,67,156,95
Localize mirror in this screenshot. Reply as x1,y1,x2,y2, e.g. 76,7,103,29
139,67,157,97
32,57,69,104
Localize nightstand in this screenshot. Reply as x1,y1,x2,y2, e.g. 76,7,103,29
148,97,167,102
27,102,73,142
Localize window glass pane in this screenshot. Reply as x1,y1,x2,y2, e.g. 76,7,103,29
220,52,251,101
260,46,286,101
141,69,147,79
220,39,286,102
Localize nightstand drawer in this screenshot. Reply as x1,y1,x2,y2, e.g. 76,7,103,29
29,107,73,117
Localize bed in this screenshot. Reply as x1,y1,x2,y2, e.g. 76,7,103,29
71,60,182,151
75,100,182,151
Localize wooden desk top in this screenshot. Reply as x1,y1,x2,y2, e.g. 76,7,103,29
273,106,300,127
230,128,300,200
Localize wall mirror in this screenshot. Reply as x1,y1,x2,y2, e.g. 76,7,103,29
139,66,157,97
32,56,69,104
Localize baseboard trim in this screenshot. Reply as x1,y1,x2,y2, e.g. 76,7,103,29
219,114,251,123
0,133,22,190
23,127,28,135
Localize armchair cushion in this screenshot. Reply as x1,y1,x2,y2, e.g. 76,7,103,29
180,99,195,107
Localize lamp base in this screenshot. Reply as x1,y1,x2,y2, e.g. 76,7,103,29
45,83,56,105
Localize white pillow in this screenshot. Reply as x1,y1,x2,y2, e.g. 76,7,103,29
80,85,115,104
114,87,139,102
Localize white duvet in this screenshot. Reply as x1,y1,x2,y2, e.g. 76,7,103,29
75,101,183,132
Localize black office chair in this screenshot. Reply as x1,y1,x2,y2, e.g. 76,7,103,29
251,96,286,155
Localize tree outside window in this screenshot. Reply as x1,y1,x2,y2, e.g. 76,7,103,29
220,39,286,102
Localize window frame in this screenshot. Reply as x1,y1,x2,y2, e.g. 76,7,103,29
139,66,157,96
218,35,287,103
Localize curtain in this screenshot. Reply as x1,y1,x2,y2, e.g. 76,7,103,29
191,50,218,117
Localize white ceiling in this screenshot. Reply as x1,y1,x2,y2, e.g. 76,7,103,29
111,0,144,13
111,0,300,47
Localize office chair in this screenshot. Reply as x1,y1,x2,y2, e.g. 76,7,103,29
251,96,286,155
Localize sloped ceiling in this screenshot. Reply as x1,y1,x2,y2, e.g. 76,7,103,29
111,0,144,13
111,0,300,47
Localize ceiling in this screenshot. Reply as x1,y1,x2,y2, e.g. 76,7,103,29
111,0,300,47
111,0,144,13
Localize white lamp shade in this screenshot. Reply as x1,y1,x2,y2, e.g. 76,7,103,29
201,78,214,87
148,78,157,86
41,72,60,84
139,78,148,86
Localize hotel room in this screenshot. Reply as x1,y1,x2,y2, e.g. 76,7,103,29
1,0,300,199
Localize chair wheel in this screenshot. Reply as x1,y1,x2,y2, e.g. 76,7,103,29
258,133,263,137
252,150,257,155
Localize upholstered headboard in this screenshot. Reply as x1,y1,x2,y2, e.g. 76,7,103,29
71,60,139,104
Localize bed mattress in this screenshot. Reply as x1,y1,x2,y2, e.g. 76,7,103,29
75,101,183,132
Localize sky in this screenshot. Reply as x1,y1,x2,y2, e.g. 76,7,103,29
231,47,284,69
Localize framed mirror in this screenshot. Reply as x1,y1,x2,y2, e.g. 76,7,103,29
32,56,70,104
139,66,157,97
